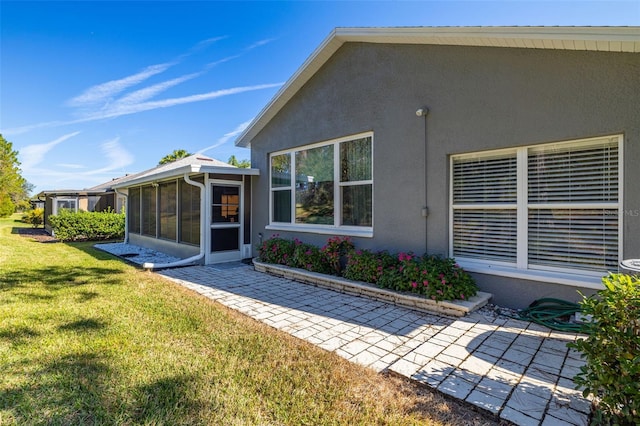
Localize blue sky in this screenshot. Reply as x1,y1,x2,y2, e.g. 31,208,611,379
1,1,638,194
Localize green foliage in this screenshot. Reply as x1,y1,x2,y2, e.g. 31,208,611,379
321,236,354,275
569,273,640,425
344,249,395,283
228,155,251,168
0,194,15,217
259,236,477,302
292,240,332,274
0,134,30,217
385,253,477,302
257,235,295,266
21,208,44,227
158,149,192,165
48,209,124,241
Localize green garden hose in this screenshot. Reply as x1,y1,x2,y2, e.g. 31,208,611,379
498,298,587,333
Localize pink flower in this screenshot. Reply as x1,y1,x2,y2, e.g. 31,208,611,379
460,293,465,300
422,270,427,275
305,250,312,255
411,281,417,288
423,280,429,286
441,278,446,285
437,289,443,295
439,273,445,279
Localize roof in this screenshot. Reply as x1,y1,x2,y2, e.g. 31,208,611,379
38,155,258,196
235,26,640,148
110,154,258,189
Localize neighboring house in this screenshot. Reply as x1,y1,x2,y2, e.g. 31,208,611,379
111,154,258,264
235,26,640,308
37,178,127,234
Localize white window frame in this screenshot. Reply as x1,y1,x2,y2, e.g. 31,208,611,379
53,197,78,214
450,134,623,289
267,132,374,237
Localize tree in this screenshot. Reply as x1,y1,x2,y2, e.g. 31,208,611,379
228,155,250,168
0,134,29,217
159,149,192,165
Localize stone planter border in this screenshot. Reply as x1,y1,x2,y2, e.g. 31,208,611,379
252,258,492,317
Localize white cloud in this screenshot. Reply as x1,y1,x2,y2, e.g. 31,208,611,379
245,38,277,50
67,62,175,108
84,137,134,175
2,36,281,136
56,163,87,169
198,120,253,154
19,131,81,171
83,83,283,121
101,72,202,111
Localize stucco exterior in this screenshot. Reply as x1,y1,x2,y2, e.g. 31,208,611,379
247,41,640,308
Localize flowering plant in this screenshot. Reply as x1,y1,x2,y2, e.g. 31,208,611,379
258,235,295,266
293,241,331,274
321,236,355,275
344,249,395,283
258,235,477,302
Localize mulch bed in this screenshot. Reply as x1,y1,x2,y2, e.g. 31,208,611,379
16,227,58,243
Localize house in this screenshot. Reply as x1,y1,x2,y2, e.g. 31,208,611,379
234,26,640,308
37,178,127,234
111,154,258,265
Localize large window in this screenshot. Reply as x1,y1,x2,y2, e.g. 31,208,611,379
451,135,622,279
269,133,373,235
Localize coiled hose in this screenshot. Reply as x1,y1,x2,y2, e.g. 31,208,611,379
498,298,587,333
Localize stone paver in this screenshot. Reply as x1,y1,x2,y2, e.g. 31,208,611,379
97,245,591,426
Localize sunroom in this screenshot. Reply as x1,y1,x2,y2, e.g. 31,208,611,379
111,155,258,267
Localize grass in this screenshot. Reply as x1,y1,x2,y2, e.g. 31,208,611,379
0,215,502,425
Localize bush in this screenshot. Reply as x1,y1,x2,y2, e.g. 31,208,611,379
258,236,477,303
0,194,14,217
344,249,396,283
48,209,124,241
21,208,44,227
258,236,295,266
374,253,477,302
569,273,640,425
292,241,332,274
321,236,355,275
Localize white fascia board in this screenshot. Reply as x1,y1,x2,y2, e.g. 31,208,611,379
234,26,639,149
111,165,259,188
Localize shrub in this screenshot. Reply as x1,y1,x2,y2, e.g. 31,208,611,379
258,236,295,266
321,236,355,275
48,209,124,241
344,249,396,283
569,273,640,425
293,241,332,274
258,236,477,303
376,253,477,302
22,208,44,227
0,194,14,217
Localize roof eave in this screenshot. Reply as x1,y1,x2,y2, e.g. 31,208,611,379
111,165,259,188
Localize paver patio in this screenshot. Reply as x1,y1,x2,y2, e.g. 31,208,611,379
96,243,592,426
158,264,591,426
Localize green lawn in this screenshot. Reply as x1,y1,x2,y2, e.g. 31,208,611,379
0,215,498,425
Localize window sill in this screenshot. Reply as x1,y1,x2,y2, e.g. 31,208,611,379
266,224,373,238
458,261,606,290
